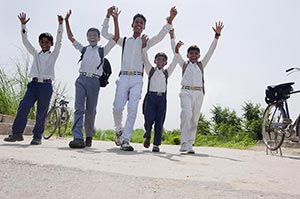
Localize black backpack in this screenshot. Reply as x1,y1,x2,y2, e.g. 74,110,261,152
79,47,112,87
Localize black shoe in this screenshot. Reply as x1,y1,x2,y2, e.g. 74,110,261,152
120,141,134,151
85,137,92,147
143,137,150,148
30,138,42,145
69,139,85,148
152,145,160,152
4,134,24,142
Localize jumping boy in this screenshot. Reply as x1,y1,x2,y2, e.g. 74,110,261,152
102,6,177,151
4,12,63,145
141,30,182,152
174,21,224,154
65,8,120,148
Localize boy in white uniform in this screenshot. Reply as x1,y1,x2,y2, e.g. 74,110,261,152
174,22,224,153
102,7,177,151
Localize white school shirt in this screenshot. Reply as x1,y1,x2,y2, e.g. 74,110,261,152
73,39,116,76
142,47,179,93
101,17,173,73
21,24,63,80
172,38,218,87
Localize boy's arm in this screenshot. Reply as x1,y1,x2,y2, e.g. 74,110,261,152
18,12,37,56
201,21,224,68
111,7,120,43
65,10,75,43
166,40,183,75
173,39,185,68
52,15,64,58
102,6,122,46
141,35,152,75
145,6,177,50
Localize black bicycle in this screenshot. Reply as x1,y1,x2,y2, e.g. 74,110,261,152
262,67,300,151
43,92,70,139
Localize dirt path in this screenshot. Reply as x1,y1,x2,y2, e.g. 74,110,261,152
0,135,299,199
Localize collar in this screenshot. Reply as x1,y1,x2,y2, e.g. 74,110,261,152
39,50,51,54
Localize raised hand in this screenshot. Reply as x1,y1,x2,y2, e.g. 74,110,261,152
65,10,72,22
111,6,121,19
169,29,174,39
106,6,115,18
212,21,224,35
167,6,177,24
175,40,184,54
18,12,30,25
141,34,149,48
57,15,63,24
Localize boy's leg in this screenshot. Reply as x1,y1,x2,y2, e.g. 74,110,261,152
12,81,37,135
71,76,86,140
122,79,143,143
113,77,129,133
153,95,166,146
84,78,100,138
189,92,204,145
179,90,193,145
143,94,155,139
32,83,53,140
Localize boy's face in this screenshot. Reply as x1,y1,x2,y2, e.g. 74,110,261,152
39,37,53,52
187,50,200,63
87,31,100,46
131,17,145,35
154,56,167,69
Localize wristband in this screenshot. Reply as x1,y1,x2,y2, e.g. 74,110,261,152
215,33,221,36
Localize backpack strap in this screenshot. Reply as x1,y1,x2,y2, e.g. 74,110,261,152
121,37,127,62
78,46,87,63
97,47,104,69
146,67,169,93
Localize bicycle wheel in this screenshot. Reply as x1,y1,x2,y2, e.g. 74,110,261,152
44,107,59,139
58,109,70,137
262,103,286,150
296,117,300,137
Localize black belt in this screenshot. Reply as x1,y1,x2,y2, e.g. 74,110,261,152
148,91,166,96
119,71,143,76
32,77,52,83
80,72,100,79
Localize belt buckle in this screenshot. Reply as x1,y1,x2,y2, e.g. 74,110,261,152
87,73,93,78
157,92,163,96
190,86,196,90
128,71,135,75
37,78,43,83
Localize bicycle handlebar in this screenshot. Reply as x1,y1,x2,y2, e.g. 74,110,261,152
286,67,300,75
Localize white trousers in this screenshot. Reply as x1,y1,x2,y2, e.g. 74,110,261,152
113,75,143,142
180,89,204,145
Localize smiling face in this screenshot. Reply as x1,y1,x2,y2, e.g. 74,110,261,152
87,29,100,47
39,37,53,52
131,16,145,37
154,55,167,69
187,50,201,63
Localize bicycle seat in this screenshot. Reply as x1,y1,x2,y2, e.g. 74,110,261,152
267,82,294,89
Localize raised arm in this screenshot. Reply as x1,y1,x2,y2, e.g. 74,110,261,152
18,12,37,55
201,21,224,68
52,15,64,58
101,6,116,41
145,6,177,50
65,10,75,43
141,34,153,75
111,7,120,43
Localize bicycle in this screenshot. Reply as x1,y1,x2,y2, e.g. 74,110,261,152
262,67,300,151
43,92,70,139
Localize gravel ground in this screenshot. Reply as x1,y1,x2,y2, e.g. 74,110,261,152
0,135,300,199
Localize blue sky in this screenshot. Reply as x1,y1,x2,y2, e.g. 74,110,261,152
1,0,300,130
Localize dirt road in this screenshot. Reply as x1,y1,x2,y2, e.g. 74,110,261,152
0,135,299,199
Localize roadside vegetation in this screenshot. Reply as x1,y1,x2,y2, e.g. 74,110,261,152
1,53,263,149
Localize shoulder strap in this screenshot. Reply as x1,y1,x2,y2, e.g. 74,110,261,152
78,46,87,63
146,67,156,92
182,61,189,76
121,37,127,62
197,61,205,94
97,47,104,69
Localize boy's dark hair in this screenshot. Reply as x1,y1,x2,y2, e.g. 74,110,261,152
39,33,53,45
133,13,146,24
155,52,168,61
187,45,200,54
87,28,100,37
